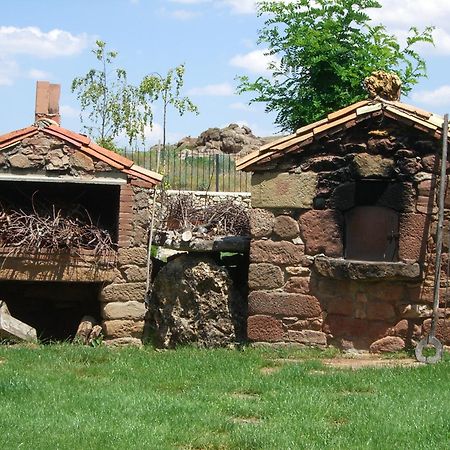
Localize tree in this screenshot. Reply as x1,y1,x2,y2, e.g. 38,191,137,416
72,40,152,150
140,65,198,155
237,0,434,132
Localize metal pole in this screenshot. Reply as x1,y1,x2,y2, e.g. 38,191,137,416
431,113,449,337
416,113,448,363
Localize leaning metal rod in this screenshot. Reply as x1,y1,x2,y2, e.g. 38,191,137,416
431,113,449,338
145,141,162,295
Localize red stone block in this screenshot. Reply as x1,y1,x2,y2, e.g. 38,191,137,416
250,240,304,265
248,291,322,318
422,319,450,345
324,315,390,341
298,209,343,257
366,302,396,321
398,213,429,261
284,277,311,294
326,297,353,316
247,315,284,342
369,336,405,353
273,215,300,240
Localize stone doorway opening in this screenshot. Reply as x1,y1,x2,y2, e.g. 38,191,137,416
0,280,101,342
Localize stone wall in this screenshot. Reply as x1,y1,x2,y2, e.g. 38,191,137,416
247,119,449,352
100,184,151,346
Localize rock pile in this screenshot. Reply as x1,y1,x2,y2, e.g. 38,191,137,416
147,254,245,348
176,123,274,157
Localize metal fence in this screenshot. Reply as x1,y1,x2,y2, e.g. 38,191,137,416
122,148,251,192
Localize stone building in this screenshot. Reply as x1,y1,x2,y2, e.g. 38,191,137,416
0,81,162,345
237,98,450,352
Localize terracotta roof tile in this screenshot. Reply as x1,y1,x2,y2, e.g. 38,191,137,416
327,100,369,121
0,123,162,186
0,126,38,148
236,98,450,171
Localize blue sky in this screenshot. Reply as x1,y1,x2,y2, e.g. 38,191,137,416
1,0,450,147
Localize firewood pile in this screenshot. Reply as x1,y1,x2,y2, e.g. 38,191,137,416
159,193,250,243
0,197,114,256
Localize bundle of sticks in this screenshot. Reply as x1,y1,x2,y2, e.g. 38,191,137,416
164,194,250,237
0,199,114,255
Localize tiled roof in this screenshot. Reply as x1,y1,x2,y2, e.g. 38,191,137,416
0,122,162,186
236,98,446,171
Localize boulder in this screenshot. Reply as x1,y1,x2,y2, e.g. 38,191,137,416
148,255,244,348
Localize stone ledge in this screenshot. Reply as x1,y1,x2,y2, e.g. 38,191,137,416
314,256,421,280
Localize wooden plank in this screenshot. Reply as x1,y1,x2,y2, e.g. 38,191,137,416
273,132,314,151
0,304,37,343
295,118,328,135
313,113,357,136
327,100,369,121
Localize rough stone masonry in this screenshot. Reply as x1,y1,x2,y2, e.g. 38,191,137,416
246,116,450,352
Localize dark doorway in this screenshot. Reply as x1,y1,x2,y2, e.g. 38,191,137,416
0,280,101,342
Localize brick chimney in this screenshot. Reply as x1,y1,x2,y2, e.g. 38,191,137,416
35,81,61,125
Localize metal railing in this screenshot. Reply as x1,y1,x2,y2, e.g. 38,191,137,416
122,147,251,192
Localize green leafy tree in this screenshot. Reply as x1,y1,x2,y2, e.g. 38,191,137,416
72,40,152,150
140,65,198,155
237,0,434,132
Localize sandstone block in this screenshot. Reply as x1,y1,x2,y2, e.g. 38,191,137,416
299,209,343,257
250,240,304,265
399,213,428,261
102,320,144,339
273,215,300,240
369,336,405,353
123,265,148,282
416,179,437,214
100,282,146,303
9,153,32,169
118,247,147,266
286,330,327,346
284,277,310,294
101,301,146,320
248,291,322,318
247,315,284,342
70,150,95,172
286,266,310,277
351,153,394,178
103,337,143,347
251,171,317,209
249,208,274,238
248,263,284,290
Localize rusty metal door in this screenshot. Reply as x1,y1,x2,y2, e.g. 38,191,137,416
344,206,399,261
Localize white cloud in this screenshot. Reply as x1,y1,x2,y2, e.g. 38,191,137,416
229,49,278,75
370,0,450,54
28,69,51,80
169,0,209,3
170,9,200,20
220,0,256,14
144,122,184,145
188,82,234,96
229,102,252,111
60,104,80,119
0,26,90,58
411,85,450,107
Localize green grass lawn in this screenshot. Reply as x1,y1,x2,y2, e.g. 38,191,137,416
0,345,449,450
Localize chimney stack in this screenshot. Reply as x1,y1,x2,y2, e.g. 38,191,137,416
35,81,61,125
